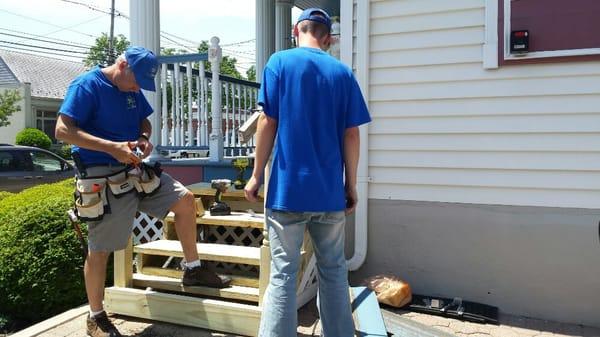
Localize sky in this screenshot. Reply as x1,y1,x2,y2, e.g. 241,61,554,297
0,0,301,74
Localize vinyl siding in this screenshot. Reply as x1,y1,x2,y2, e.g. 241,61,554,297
364,0,600,209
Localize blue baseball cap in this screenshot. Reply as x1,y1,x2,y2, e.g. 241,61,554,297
125,46,158,91
297,8,332,32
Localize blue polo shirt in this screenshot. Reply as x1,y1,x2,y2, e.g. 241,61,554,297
259,47,371,212
59,67,153,166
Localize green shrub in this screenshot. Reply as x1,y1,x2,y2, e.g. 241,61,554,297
53,144,72,160
0,191,13,202
0,179,87,327
15,128,52,150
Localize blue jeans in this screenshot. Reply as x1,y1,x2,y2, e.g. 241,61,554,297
258,209,354,337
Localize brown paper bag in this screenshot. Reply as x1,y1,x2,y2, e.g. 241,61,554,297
363,274,412,308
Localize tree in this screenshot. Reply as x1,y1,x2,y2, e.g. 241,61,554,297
0,90,21,127
84,33,130,68
197,41,242,79
246,65,256,82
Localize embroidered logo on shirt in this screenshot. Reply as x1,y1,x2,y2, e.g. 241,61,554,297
126,95,137,109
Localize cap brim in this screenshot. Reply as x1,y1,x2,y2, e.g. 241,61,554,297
135,74,156,91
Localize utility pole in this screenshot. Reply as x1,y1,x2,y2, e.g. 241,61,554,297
108,0,116,64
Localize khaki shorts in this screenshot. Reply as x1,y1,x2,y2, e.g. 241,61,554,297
81,164,188,252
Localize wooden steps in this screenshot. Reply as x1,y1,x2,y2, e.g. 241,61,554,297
136,265,259,288
105,286,261,337
165,211,264,229
134,240,261,265
132,273,259,302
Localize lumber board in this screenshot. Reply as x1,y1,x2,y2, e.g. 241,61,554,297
132,273,259,302
134,240,260,265
105,287,261,336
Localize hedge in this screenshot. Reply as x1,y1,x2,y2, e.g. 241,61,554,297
0,179,87,329
15,128,52,150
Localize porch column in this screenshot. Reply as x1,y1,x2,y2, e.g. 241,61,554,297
130,0,161,160
256,0,275,79
275,0,293,51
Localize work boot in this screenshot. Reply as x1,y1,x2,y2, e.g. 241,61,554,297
182,265,232,288
86,311,122,337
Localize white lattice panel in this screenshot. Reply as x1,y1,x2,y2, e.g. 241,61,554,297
133,212,163,244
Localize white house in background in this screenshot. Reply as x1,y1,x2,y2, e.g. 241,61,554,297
128,0,600,328
0,50,85,144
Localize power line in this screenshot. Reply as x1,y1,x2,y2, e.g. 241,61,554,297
0,27,92,48
0,9,97,38
0,32,90,49
0,46,86,60
0,40,89,54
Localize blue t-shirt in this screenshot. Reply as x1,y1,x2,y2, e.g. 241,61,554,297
259,47,371,212
59,67,153,165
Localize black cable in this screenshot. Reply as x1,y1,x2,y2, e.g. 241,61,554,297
0,32,90,49
0,40,89,55
0,46,86,60
0,27,92,48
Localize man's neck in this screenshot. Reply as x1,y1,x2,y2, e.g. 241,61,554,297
298,36,323,50
101,65,118,86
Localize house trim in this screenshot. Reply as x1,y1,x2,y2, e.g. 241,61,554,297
483,0,499,69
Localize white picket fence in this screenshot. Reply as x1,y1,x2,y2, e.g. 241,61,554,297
157,37,259,159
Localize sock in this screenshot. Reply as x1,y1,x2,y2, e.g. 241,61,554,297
90,309,104,318
185,260,201,269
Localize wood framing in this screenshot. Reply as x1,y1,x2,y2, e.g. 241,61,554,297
105,287,262,337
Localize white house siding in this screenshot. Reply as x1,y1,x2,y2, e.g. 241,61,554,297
0,85,28,144
366,0,600,209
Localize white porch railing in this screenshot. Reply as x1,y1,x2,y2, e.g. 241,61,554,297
157,37,259,160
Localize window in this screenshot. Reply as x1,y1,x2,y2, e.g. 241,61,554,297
502,0,600,62
36,110,58,142
0,151,29,172
30,150,62,172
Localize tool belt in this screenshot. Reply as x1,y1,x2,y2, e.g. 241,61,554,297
73,163,162,221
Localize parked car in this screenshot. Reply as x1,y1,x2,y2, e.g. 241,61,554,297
0,145,75,193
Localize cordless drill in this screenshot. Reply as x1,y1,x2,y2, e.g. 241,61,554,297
209,179,232,216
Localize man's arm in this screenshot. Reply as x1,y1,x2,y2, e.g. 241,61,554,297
343,126,360,214
244,113,277,202
55,114,141,165
136,118,153,158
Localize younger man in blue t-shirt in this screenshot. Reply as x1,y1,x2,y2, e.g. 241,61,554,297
245,8,371,337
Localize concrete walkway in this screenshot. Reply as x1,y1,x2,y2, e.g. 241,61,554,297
10,299,600,337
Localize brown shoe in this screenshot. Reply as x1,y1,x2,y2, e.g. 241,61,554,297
86,311,122,337
182,266,232,288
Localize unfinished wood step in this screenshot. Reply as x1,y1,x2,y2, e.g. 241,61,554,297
105,287,261,336
165,211,264,229
132,273,259,302
137,266,259,288
134,240,260,265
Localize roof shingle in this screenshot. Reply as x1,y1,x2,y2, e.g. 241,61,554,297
0,49,86,99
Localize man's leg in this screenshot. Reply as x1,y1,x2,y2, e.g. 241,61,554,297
307,211,354,337
259,210,307,337
169,190,200,261
139,173,230,288
84,251,110,312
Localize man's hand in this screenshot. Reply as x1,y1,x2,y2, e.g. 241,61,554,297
110,141,142,165
244,176,261,203
136,136,154,159
345,184,358,215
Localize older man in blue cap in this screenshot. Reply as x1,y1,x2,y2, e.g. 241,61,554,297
56,46,231,337
245,7,371,337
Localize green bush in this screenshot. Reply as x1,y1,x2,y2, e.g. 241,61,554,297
53,144,72,160
0,191,13,202
15,128,52,150
0,179,87,328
